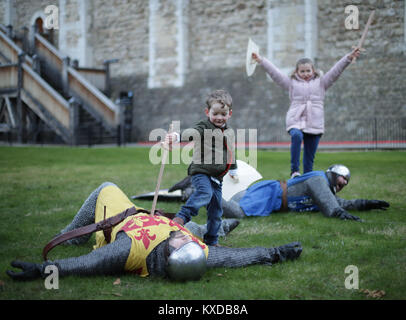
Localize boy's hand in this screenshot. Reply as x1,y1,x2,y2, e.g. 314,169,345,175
163,133,178,150
165,133,176,144
228,169,239,183
229,174,239,183
251,52,262,64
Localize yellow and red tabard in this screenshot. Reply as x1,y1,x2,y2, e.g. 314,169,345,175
93,184,208,277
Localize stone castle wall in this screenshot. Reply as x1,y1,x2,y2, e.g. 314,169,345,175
3,0,406,142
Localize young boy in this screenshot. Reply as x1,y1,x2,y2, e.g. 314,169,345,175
166,89,238,246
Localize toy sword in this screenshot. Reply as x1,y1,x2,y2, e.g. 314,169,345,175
151,122,174,216
352,10,375,63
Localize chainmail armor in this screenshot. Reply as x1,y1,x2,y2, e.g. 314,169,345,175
336,198,368,211
222,191,246,219
288,174,340,217
223,175,345,218
184,220,229,239
207,246,275,267
52,182,300,278
49,231,131,277
59,182,116,245
145,238,171,277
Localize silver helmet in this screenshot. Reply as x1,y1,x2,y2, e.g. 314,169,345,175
167,241,207,281
326,164,351,182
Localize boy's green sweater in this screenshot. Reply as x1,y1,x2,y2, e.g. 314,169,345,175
183,119,237,181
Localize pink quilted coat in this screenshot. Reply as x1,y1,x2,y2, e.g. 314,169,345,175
260,54,352,134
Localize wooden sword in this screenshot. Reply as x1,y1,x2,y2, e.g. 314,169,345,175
352,10,375,63
150,122,174,216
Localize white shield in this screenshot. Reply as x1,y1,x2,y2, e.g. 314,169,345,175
246,38,259,77
222,160,262,201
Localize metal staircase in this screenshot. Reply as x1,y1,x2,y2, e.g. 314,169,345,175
0,25,124,145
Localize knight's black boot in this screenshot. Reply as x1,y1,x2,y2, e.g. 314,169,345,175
269,241,302,263
168,176,192,192
221,219,240,235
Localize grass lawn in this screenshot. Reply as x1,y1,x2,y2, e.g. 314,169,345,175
0,146,405,300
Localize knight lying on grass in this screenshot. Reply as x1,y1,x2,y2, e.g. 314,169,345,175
7,182,302,282
169,164,390,221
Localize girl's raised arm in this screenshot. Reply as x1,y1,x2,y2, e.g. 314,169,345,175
253,53,290,91
321,48,360,90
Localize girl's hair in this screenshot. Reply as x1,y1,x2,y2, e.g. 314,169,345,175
290,58,321,79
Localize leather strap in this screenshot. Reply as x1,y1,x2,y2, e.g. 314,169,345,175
279,180,288,212
42,207,177,261
43,206,142,261
102,206,112,244
156,210,176,220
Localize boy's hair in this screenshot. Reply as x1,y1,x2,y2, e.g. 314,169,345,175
290,58,321,79
206,89,233,110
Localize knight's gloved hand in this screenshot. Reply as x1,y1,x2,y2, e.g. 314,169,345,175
333,208,363,222
364,200,390,211
6,260,42,281
276,242,303,262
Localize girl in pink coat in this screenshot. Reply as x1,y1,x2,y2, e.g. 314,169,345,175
253,48,360,178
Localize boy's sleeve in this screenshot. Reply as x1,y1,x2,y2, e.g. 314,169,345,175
229,162,237,171
180,122,205,142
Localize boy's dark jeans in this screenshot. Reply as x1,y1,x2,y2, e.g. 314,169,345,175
175,174,223,245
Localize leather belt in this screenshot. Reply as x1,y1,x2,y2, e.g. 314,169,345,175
42,207,176,261
279,180,288,212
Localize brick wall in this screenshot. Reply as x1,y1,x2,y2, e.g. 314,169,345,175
6,0,406,143
0,2,5,25
318,0,406,140
14,0,59,31
113,0,405,142
90,0,149,75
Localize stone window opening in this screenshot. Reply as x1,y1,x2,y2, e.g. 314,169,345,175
29,11,55,46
